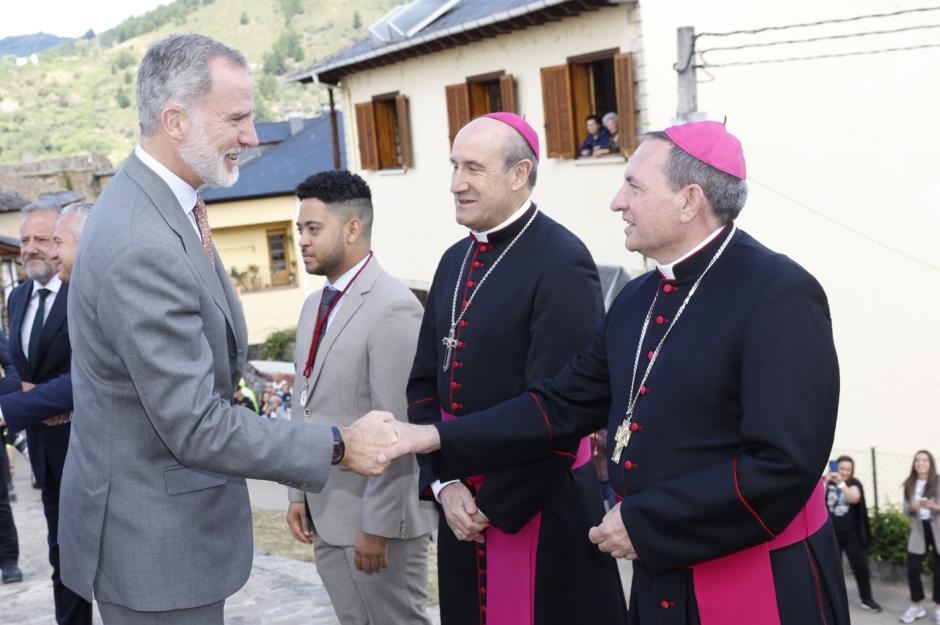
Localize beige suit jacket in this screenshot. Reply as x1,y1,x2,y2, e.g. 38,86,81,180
289,257,436,545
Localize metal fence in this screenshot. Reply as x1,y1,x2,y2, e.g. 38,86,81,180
830,447,916,514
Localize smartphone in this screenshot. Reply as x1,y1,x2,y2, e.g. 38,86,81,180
828,459,839,473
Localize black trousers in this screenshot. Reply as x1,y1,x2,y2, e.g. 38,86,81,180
42,457,92,625
0,446,18,566
835,530,874,601
908,520,940,603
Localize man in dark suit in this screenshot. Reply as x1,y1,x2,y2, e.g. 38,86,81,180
0,201,91,624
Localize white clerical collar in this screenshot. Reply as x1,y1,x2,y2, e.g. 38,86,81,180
33,273,63,295
470,199,532,243
327,253,371,291
657,225,726,280
135,144,199,217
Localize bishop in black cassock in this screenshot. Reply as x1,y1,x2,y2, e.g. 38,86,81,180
408,113,628,625
383,121,849,625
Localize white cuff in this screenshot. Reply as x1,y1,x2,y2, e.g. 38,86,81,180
431,479,460,503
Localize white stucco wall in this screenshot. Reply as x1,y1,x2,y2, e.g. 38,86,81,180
325,0,938,461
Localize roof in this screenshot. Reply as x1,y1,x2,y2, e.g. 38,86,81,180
202,113,345,204
290,0,624,85
255,120,295,144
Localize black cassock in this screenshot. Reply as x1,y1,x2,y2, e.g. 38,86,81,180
434,227,850,625
408,204,628,625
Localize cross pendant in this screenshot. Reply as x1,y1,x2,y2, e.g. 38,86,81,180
441,327,458,372
611,417,632,464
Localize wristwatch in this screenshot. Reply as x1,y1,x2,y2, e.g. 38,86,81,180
331,426,346,465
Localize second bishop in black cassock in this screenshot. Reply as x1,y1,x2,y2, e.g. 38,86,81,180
408,202,628,625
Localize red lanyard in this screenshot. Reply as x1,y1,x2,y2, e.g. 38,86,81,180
302,252,374,380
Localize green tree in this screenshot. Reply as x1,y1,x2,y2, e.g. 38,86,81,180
262,47,287,75
279,0,303,25
115,87,131,109
353,11,362,30
258,73,278,100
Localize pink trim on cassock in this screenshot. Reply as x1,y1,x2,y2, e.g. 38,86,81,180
441,409,591,625
691,480,828,625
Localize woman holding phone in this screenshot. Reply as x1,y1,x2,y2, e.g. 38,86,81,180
901,450,940,624
825,455,881,612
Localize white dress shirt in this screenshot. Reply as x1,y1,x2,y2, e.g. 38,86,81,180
21,273,63,358
134,145,201,237
323,253,372,327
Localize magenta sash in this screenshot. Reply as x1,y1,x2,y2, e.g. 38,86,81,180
441,409,591,625
691,480,828,625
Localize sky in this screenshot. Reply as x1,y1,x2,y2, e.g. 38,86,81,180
0,0,170,39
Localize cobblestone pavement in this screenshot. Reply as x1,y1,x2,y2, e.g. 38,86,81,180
0,467,911,625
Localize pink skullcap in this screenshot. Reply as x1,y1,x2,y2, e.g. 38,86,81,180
481,112,539,161
663,120,746,180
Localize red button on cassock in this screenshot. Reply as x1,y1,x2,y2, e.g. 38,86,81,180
639,386,648,395
467,280,476,287
457,341,466,349
624,460,636,469
647,351,654,360
660,601,671,609
479,244,490,252
663,284,674,293
454,361,464,368
451,382,462,389
458,320,468,328
629,422,641,432
655,315,667,325
473,261,484,268
451,402,462,410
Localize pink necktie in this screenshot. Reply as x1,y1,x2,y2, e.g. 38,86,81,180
192,199,215,267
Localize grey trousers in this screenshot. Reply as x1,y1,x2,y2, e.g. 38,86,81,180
97,600,224,625
314,533,432,625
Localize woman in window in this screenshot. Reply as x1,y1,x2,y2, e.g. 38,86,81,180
901,450,940,624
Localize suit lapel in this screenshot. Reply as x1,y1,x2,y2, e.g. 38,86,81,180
8,281,30,364
306,259,382,401
123,153,234,332
34,281,68,369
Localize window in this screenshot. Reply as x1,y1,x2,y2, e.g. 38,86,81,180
540,50,637,159
445,72,517,145
354,92,413,170
266,228,293,287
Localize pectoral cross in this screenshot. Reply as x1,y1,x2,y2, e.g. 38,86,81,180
441,326,458,372
611,416,633,463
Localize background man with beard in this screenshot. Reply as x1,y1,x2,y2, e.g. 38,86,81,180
285,170,436,624
0,202,93,624
58,34,395,625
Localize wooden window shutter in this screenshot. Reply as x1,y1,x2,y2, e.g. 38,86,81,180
395,94,413,169
540,64,576,159
499,74,517,114
613,52,638,154
445,82,471,145
354,101,379,170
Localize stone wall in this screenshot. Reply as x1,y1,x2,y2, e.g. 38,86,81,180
0,153,112,207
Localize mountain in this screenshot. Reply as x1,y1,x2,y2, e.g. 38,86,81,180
0,33,74,57
0,0,400,165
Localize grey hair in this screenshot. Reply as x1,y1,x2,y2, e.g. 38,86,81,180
20,200,61,221
643,131,748,223
61,202,93,237
136,34,247,136
503,132,538,190
602,112,619,126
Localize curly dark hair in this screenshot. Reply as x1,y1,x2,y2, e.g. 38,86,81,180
295,170,373,237
295,169,371,203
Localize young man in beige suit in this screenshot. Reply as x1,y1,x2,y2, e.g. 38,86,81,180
286,170,437,625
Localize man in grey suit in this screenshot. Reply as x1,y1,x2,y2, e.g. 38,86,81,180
285,171,437,624
59,34,395,625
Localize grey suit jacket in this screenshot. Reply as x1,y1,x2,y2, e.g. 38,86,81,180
289,258,436,545
59,152,334,611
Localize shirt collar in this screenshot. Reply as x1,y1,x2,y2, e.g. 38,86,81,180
135,144,199,215
657,225,727,280
470,199,532,244
326,253,371,292
33,273,62,295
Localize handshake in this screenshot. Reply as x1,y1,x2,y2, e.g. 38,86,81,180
340,411,442,475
